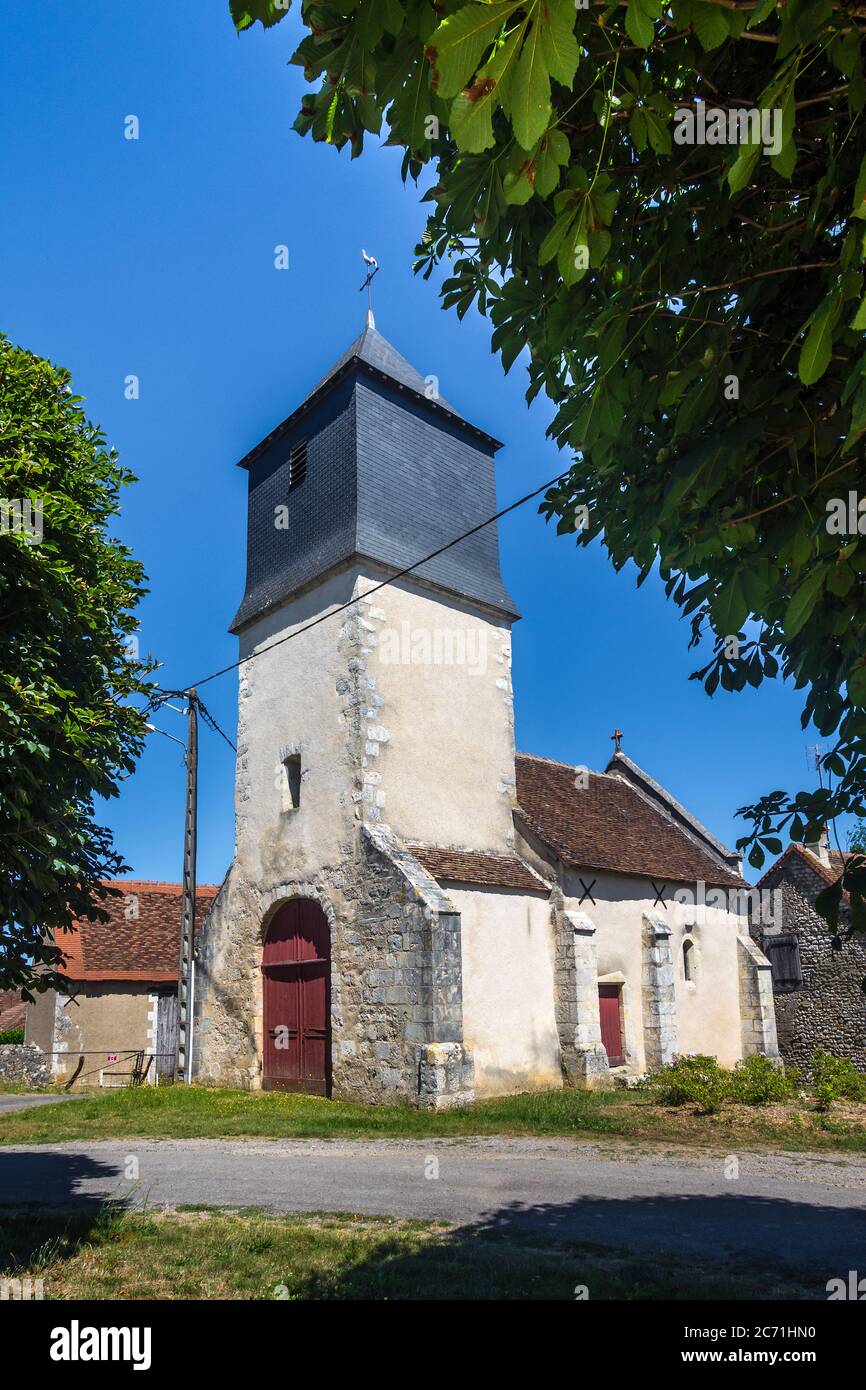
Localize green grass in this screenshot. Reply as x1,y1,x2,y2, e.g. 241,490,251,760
1,1081,866,1152
0,1205,820,1300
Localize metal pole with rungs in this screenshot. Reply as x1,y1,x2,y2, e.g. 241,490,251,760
175,689,198,1083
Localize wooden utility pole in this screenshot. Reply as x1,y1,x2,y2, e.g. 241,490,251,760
175,689,198,1083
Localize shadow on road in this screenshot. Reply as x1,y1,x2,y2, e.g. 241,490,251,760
290,1190,864,1300
0,1149,128,1275
461,1186,866,1264
0,1155,861,1299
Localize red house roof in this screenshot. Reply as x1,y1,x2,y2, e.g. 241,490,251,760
58,881,221,983
0,990,26,1032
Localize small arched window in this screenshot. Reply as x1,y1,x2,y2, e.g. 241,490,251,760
683,938,695,983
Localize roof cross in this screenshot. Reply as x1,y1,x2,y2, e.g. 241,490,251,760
360,249,379,327
611,727,624,754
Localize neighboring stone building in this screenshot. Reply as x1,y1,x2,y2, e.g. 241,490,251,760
26,882,218,1085
751,838,866,1071
193,314,779,1107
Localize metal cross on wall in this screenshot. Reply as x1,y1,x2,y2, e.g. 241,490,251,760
578,877,597,907
651,881,669,908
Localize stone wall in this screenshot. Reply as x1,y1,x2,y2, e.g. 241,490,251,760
0,1044,50,1087
553,901,609,1088
196,562,492,1108
335,825,474,1107
737,934,780,1059
193,824,474,1107
641,913,678,1068
752,854,866,1070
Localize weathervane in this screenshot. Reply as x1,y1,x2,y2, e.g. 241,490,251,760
360,248,379,327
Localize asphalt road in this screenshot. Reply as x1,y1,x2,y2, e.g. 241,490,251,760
1,1135,865,1275
0,1094,78,1115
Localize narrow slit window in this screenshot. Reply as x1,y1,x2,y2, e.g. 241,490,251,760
288,439,307,490
282,754,302,811
683,939,695,983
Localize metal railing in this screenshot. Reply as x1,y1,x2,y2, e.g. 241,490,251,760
41,1050,177,1088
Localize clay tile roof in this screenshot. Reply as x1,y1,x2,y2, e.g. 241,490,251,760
756,842,854,890
827,848,855,875
0,990,26,1032
406,845,550,894
58,881,221,983
515,753,744,889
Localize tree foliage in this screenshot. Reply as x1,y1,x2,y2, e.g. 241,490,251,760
0,336,151,996
232,0,866,892
847,814,866,848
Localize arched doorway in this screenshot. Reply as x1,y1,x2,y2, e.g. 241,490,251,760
262,899,331,1094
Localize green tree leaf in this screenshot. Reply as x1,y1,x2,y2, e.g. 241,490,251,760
784,567,826,639
427,1,519,101
451,25,522,151
798,294,841,386
848,663,866,706
629,106,648,152
510,13,552,149
728,143,760,194
539,0,580,87
693,1,730,50
711,573,750,635
230,0,291,32
625,0,655,48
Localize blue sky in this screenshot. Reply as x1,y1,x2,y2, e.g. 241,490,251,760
0,3,829,884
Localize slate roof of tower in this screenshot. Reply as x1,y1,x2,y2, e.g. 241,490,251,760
515,753,745,888
306,323,466,424
58,882,220,982
238,321,500,474
231,320,518,632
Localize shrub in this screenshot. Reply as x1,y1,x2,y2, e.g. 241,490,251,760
729,1054,795,1106
810,1051,866,1110
648,1054,729,1114
0,1027,25,1045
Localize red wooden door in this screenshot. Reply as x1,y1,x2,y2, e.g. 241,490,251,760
262,900,330,1094
598,985,624,1066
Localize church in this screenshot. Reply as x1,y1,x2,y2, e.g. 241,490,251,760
193,313,779,1107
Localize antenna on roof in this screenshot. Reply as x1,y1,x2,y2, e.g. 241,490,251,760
807,742,825,789
360,249,379,329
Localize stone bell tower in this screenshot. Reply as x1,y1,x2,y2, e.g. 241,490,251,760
193,311,521,1106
